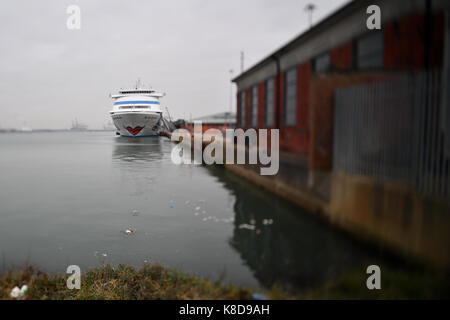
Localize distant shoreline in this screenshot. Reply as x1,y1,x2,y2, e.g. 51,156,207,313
0,129,116,133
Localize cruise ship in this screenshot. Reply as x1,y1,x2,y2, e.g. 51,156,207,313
110,83,165,137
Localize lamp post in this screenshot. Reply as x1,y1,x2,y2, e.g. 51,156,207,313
304,3,316,29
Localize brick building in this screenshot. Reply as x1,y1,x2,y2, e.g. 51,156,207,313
232,0,449,170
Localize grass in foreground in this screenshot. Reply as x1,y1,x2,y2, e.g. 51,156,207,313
304,269,450,300
1,264,449,300
0,264,256,300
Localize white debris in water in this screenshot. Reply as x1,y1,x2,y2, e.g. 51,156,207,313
185,200,190,204
195,206,201,211
102,253,108,257
123,228,136,235
194,212,199,216
250,219,256,225
239,224,256,230
263,219,274,225
202,217,208,221
132,210,140,216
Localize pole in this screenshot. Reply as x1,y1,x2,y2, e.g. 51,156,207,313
304,4,316,29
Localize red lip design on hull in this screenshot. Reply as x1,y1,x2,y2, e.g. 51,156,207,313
126,126,144,136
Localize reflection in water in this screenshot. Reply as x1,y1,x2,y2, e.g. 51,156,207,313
0,132,401,291
208,167,381,290
112,137,164,164
112,137,166,197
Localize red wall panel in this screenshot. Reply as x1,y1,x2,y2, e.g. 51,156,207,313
330,42,352,70
384,13,444,70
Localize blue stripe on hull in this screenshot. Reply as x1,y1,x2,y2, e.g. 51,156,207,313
114,101,160,105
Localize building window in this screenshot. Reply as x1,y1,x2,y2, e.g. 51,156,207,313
314,52,330,72
240,91,246,127
284,68,297,126
265,77,275,127
356,31,384,69
251,85,258,127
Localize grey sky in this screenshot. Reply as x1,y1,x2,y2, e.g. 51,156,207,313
0,0,349,129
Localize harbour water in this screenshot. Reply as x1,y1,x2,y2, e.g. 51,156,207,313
0,132,394,291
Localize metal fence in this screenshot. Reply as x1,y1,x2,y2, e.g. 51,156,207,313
334,70,450,199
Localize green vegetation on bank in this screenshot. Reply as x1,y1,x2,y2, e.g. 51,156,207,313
0,264,256,300
304,269,450,300
1,264,449,300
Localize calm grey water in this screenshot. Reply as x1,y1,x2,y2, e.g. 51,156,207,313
0,132,386,290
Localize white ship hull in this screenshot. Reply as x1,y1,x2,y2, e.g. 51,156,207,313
111,111,162,137
109,84,165,137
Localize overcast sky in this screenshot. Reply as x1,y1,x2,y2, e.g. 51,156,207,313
0,0,349,129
